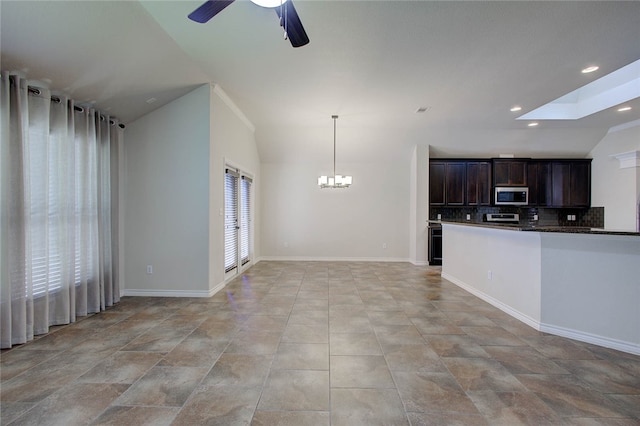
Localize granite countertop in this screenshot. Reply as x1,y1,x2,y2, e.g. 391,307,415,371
427,220,640,236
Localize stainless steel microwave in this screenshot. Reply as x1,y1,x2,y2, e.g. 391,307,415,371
494,187,529,206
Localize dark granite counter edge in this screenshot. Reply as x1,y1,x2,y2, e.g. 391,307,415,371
428,220,640,236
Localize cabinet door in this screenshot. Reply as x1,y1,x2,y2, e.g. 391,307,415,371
445,162,466,205
428,227,442,265
493,160,527,186
528,161,551,206
551,161,591,207
467,162,491,206
429,162,446,206
570,161,591,207
551,162,572,207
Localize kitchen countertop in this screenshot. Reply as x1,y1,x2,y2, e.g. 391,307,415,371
427,220,640,236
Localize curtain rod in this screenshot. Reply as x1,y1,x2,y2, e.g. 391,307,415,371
26,85,125,129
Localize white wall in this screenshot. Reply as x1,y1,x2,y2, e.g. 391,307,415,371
123,84,260,296
209,85,260,288
589,120,640,231
441,224,640,354
441,224,542,325
540,233,640,351
409,145,429,265
123,85,211,295
260,160,410,261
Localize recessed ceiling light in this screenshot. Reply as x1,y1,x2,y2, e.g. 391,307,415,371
581,65,599,74
415,106,431,113
527,122,539,127
510,106,522,112
617,106,632,112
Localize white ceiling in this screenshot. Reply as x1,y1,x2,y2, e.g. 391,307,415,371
2,1,640,163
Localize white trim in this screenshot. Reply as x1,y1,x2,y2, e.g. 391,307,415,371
539,323,640,356
410,260,429,266
212,84,255,133
442,272,540,330
610,150,640,169
123,283,224,298
258,256,412,263
608,118,640,134
441,272,640,356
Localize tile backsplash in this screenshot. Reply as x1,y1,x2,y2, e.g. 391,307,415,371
430,206,605,228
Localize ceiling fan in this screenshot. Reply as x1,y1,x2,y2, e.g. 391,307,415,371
188,0,309,48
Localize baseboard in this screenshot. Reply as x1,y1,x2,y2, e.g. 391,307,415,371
123,281,226,298
442,272,640,356
442,272,540,330
257,256,412,263
539,323,640,356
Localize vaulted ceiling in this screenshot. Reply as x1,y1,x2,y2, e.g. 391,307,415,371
2,1,640,163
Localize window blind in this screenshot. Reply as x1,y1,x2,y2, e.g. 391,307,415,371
224,169,239,273
240,176,252,266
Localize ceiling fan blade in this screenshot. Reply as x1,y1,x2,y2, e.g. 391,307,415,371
275,1,309,48
188,0,235,23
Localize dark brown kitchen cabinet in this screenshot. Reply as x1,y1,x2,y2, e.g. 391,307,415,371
429,161,465,206
428,226,442,265
493,159,528,186
466,161,492,206
527,161,551,206
550,160,591,207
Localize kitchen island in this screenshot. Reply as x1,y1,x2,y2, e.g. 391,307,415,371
439,221,640,355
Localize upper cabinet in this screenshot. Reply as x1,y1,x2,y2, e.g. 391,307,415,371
466,161,492,206
527,161,551,206
429,161,465,206
493,159,528,186
550,160,591,208
430,158,591,208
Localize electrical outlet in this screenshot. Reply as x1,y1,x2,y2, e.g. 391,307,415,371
146,265,153,274
437,214,442,220
466,214,471,221
533,214,539,221
382,243,387,249
567,214,572,221
487,270,492,280
572,215,577,221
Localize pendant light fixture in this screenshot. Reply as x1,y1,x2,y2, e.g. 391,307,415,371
318,115,353,188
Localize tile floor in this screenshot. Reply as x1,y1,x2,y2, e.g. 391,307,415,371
1,261,639,425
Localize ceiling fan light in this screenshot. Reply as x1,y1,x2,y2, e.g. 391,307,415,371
250,0,288,8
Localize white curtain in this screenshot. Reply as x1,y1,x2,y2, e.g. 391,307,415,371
0,72,121,349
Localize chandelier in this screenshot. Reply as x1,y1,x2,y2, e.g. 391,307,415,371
318,115,352,188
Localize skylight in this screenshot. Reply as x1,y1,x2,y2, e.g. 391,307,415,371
517,59,640,120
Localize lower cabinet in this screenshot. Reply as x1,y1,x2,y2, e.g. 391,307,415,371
428,226,442,265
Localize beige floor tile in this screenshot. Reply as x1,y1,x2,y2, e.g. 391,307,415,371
258,370,330,411
2,261,637,425
330,355,395,388
272,342,329,370
116,366,208,407
331,388,409,426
